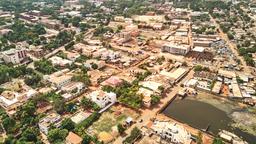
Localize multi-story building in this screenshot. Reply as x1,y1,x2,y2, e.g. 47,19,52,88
38,112,62,134
2,48,27,64
90,90,116,108
151,120,192,143
161,42,190,55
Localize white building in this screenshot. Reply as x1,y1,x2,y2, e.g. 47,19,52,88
49,56,72,66
38,112,62,134
162,42,190,55
46,69,73,89
0,89,37,113
151,120,192,144
89,90,116,108
2,48,27,64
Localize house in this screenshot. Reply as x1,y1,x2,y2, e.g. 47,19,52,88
46,69,73,89
212,81,222,94
71,111,91,124
101,76,123,87
84,59,106,70
137,87,153,108
39,112,62,134
161,42,190,55
63,51,80,61
153,23,164,30
0,89,37,114
151,120,192,144
139,81,163,94
218,69,236,79
49,56,72,66
115,32,132,45
66,132,83,144
61,82,85,101
160,67,189,84
114,16,125,22
2,48,27,64
230,83,243,98
89,90,116,108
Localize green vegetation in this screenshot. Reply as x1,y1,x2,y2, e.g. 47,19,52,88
81,97,100,111
102,0,155,17
102,82,143,109
1,100,43,143
5,21,46,45
212,138,224,144
192,14,210,22
93,26,113,37
74,112,101,136
238,47,256,66
151,95,161,105
72,70,91,86
45,30,74,50
60,118,75,131
102,70,152,109
0,65,30,84
47,128,68,143
123,127,142,144
236,76,244,84
24,72,42,88
34,58,57,74
117,123,126,134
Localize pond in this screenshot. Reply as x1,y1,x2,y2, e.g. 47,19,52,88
162,94,256,143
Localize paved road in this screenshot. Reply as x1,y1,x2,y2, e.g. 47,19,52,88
210,15,251,74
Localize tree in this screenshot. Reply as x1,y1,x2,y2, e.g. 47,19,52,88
72,16,81,27
151,95,160,105
61,118,75,131
16,101,37,125
4,134,16,144
91,63,98,69
53,98,65,114
196,131,203,144
2,117,16,133
123,127,142,144
72,72,91,86
47,128,68,143
227,32,234,40
24,73,42,87
20,127,40,142
34,59,56,74
194,65,203,72
82,134,92,144
212,138,224,144
117,124,125,134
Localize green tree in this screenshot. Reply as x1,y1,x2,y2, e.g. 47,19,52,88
53,98,65,114
194,65,203,72
20,127,40,142
61,118,75,131
2,117,16,133
117,124,125,134
47,128,68,143
151,95,160,105
212,138,224,144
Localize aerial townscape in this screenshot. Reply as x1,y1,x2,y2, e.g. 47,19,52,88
0,0,256,144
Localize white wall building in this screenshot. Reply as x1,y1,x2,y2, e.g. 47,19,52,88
90,90,116,108
2,48,27,64
151,120,192,144
38,112,62,134
162,42,190,55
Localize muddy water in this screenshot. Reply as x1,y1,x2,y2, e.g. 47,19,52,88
163,97,256,143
